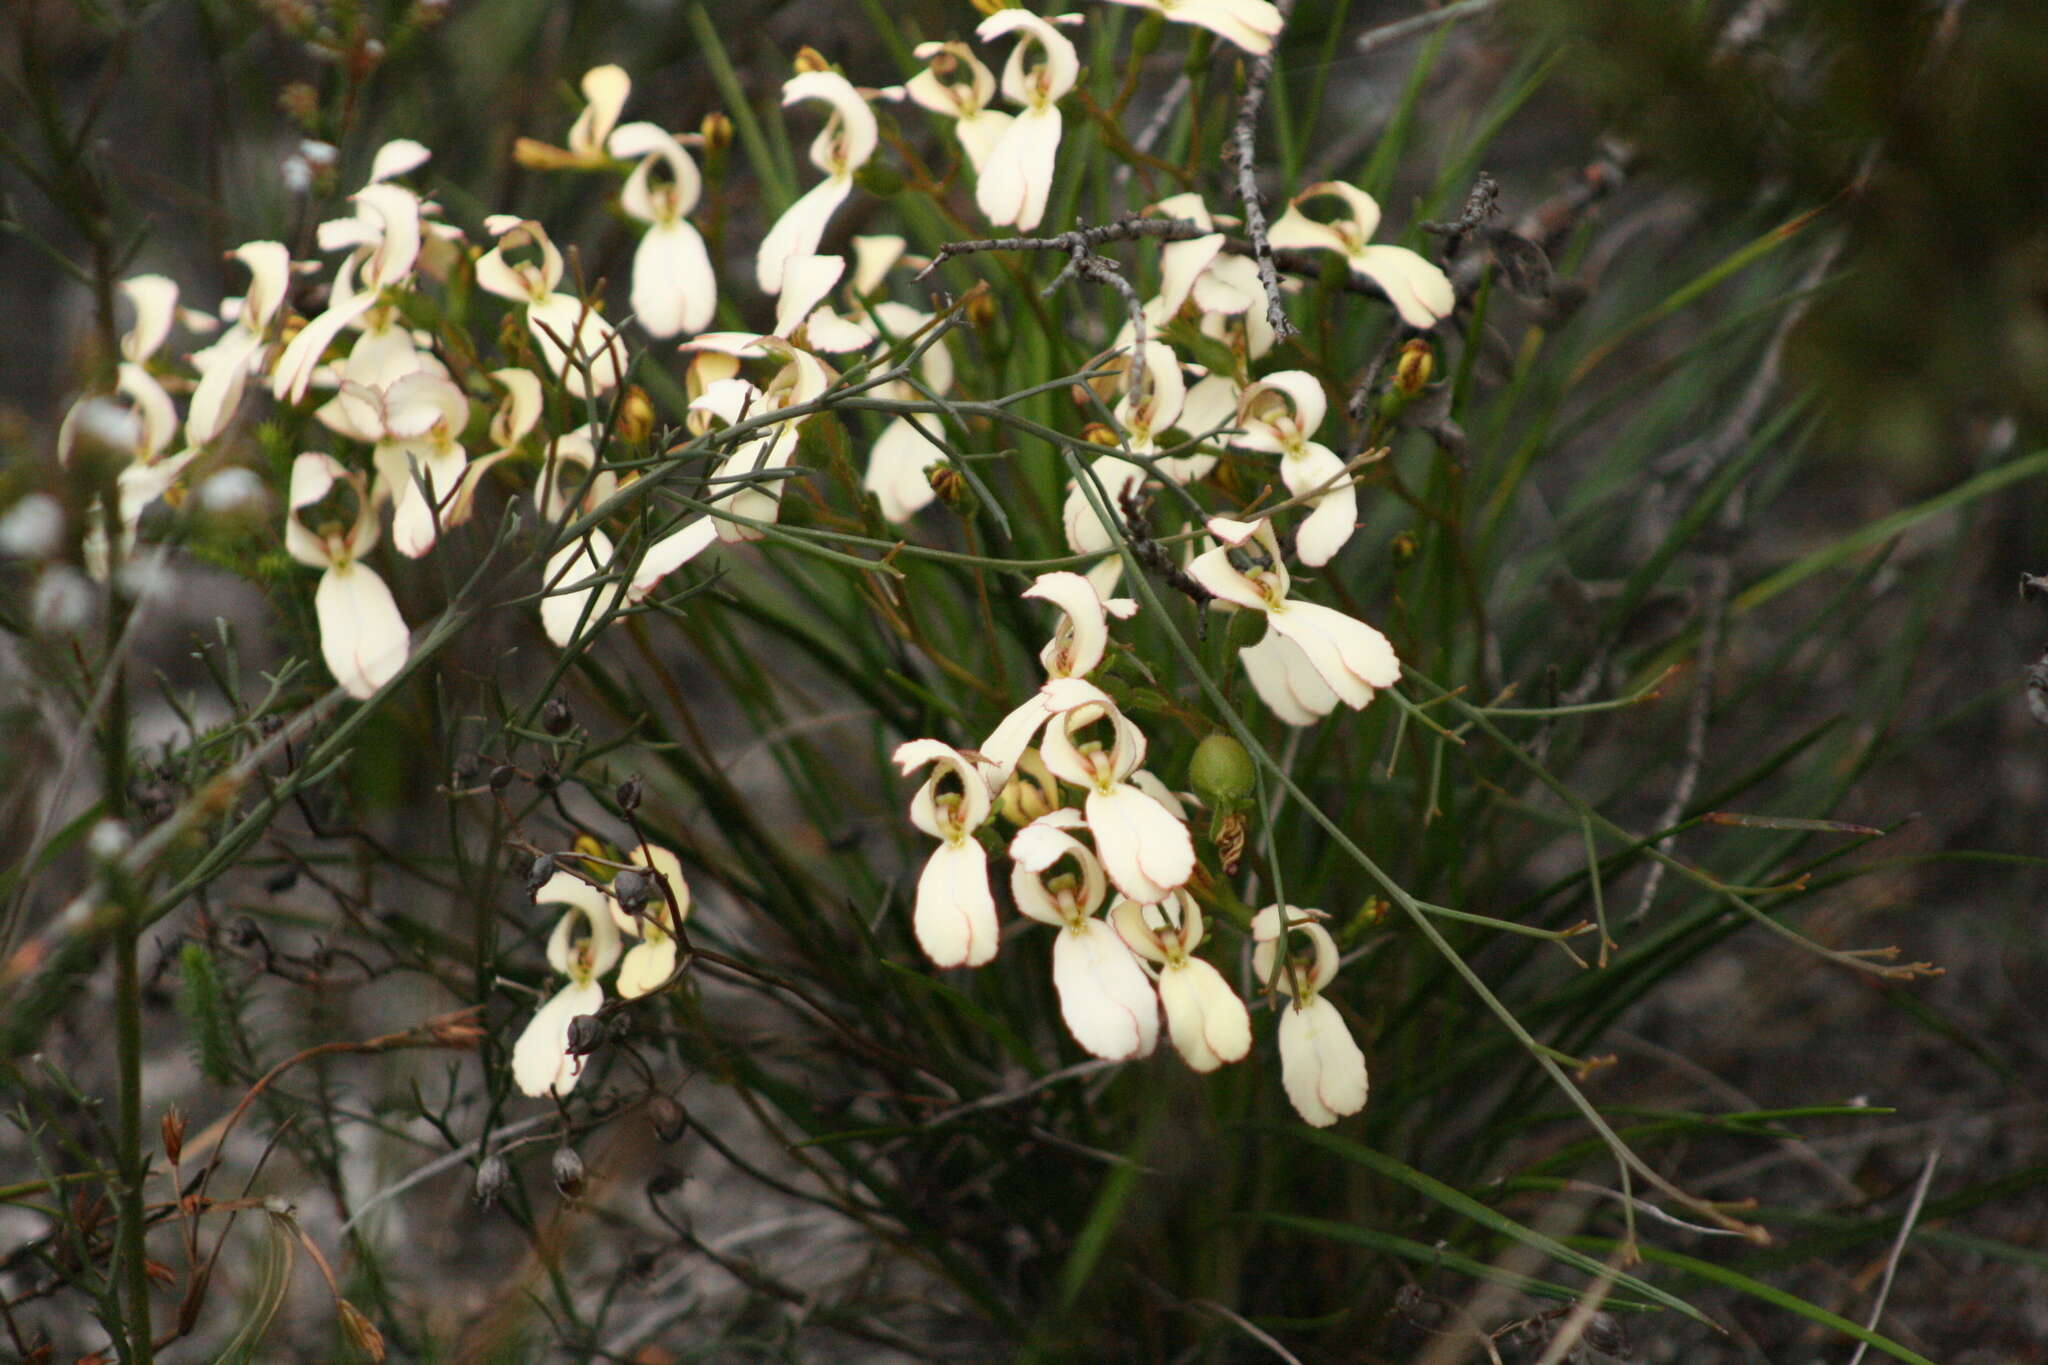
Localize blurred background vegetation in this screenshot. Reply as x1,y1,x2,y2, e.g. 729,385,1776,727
3,0,2046,1361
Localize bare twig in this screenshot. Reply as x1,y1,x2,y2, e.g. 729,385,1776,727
1356,0,1505,56
1844,1143,1941,1365
1229,0,1299,343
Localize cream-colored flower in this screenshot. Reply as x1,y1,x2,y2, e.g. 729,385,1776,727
609,121,716,339
475,216,625,397
1231,371,1356,566
860,300,958,522
1188,516,1400,721
894,739,1005,968
974,10,1084,230
1111,891,1252,1072
1037,678,1194,905
514,64,633,170
1252,905,1367,1126
679,335,832,542
756,72,878,294
1268,181,1455,329
608,845,692,1000
1097,0,1284,54
283,454,410,699
512,875,623,1098
900,41,1013,172
186,242,291,446
981,573,1138,771
1010,815,1159,1059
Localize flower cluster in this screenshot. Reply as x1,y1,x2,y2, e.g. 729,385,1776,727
513,844,692,1098
893,557,1381,1126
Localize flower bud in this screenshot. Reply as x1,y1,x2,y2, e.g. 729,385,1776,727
488,763,516,791
613,385,654,447
473,1153,509,1207
161,1108,186,1165
999,749,1060,825
647,1094,689,1143
699,111,733,156
964,289,998,331
1080,422,1121,447
551,1146,586,1199
615,774,643,812
926,463,969,510
1394,339,1434,397
523,853,557,897
792,46,831,74
1190,733,1256,816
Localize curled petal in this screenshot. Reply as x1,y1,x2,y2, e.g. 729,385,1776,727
541,530,628,646
233,241,294,334
1026,570,1126,679
368,138,431,183
389,442,469,558
272,292,379,404
1266,201,1348,255
851,234,907,295
1353,243,1456,329
1240,630,1340,726
979,9,1082,107
185,330,264,447
629,517,718,600
756,177,853,294
1053,922,1160,1059
774,254,848,338
1282,442,1357,567
865,414,945,523
1159,957,1251,1072
616,936,678,1000
784,70,879,175
611,122,703,218
315,561,410,699
511,979,605,1097
915,840,999,968
570,65,632,160
118,275,179,362
1268,600,1401,709
1278,995,1368,1126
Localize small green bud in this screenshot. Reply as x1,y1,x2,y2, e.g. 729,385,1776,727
855,163,904,198
1189,733,1256,816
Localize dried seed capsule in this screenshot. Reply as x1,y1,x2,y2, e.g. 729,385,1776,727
488,764,516,791
610,868,653,914
524,854,557,897
647,1094,689,1143
541,697,573,735
615,774,643,812
566,1013,605,1057
473,1153,509,1207
551,1147,586,1199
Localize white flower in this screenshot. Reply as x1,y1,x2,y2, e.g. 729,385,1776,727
975,10,1084,230
512,878,623,1098
443,367,542,529
609,845,692,999
1188,516,1399,720
1037,678,1194,904
1061,342,1185,592
1010,815,1159,1059
1111,891,1252,1072
1268,182,1455,329
1230,371,1356,566
981,573,1138,771
679,335,832,542
1097,0,1284,54
901,41,1013,173
58,363,193,578
320,370,471,558
514,64,633,170
283,454,410,699
187,242,291,446
756,72,878,295
894,739,1005,968
475,217,625,397
1252,905,1367,1126
117,275,179,363
609,122,716,339
860,300,959,522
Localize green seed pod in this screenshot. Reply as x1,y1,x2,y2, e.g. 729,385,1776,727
1189,732,1257,817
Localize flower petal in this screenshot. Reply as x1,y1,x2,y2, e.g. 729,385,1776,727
975,105,1061,231
1086,782,1194,905
1053,920,1160,1059
1268,600,1400,708
1279,995,1368,1126
1160,957,1251,1072
315,560,410,699
756,177,853,294
632,218,717,339
865,414,946,523
511,979,605,1097
915,840,999,968
1353,243,1456,330
1240,629,1339,726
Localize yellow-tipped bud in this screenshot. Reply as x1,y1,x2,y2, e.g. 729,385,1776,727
793,46,832,75
1394,338,1434,397
999,750,1060,825
699,111,733,156
613,385,655,446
